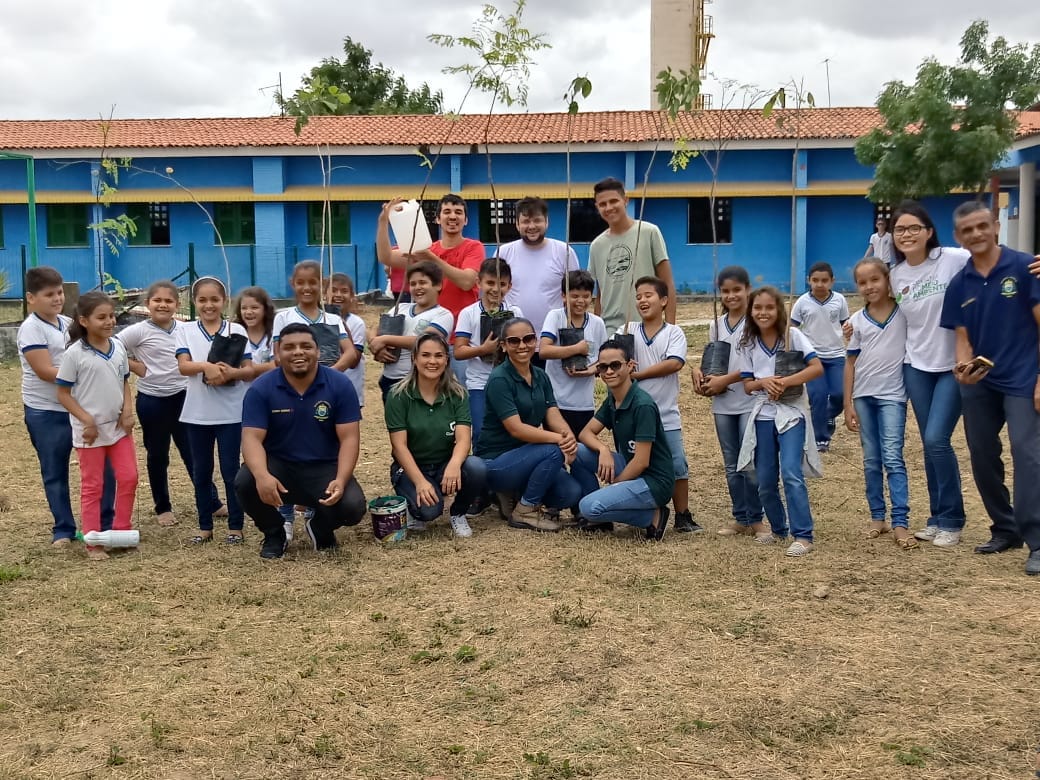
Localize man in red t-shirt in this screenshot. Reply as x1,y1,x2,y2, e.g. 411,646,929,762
377,193,486,381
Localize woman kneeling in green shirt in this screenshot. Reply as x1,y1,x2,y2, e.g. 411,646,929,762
384,333,487,538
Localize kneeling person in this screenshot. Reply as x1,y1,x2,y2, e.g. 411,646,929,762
571,340,674,539
235,323,367,558
385,332,487,537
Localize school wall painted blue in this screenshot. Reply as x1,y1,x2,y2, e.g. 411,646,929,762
806,196,875,289
636,148,795,184
808,148,866,181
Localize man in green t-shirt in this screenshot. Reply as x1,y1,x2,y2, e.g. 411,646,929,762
570,339,675,540
587,177,677,333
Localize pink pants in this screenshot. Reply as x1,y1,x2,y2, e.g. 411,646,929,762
77,436,139,536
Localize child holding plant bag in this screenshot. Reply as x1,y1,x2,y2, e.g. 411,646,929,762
735,286,823,557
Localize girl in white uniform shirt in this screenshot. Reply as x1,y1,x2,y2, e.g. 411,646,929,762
120,280,224,527
272,260,356,371
175,277,253,545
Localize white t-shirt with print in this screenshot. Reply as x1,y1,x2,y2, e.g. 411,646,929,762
454,300,524,392
618,320,687,431
790,291,849,359
381,303,455,381
847,307,908,402
118,319,188,398
708,314,756,416
889,247,970,372
174,320,252,425
55,338,130,448
18,312,71,412
541,308,607,411
736,327,817,422
499,238,579,347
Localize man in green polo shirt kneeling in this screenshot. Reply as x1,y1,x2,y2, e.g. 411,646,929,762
571,339,675,540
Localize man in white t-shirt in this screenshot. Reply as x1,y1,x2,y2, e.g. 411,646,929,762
864,217,893,265
498,196,579,365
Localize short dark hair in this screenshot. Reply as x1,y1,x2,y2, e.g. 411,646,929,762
25,266,63,295
593,177,626,198
407,260,443,286
279,322,316,342
599,338,633,362
562,270,595,294
635,276,667,299
438,193,466,214
808,262,834,278
716,265,751,288
479,256,512,280
515,196,548,219
953,200,992,223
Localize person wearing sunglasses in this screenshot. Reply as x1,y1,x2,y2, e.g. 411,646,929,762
384,332,486,539
474,318,582,532
570,340,674,540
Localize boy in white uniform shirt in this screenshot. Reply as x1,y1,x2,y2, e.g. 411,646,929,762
619,276,700,534
791,262,850,452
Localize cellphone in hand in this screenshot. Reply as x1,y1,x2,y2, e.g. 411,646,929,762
968,356,994,373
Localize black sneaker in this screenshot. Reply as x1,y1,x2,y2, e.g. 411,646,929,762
465,493,493,518
673,510,703,534
304,516,338,551
647,506,671,542
260,529,286,559
576,516,614,534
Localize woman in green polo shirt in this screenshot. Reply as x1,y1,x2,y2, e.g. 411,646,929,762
384,332,487,538
474,318,582,533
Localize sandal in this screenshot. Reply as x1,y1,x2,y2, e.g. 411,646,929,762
188,534,212,545
893,530,919,550
866,523,890,539
224,534,244,545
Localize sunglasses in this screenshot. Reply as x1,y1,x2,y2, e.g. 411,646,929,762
504,333,538,347
595,360,627,375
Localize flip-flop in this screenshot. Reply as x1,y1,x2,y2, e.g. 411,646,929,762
188,534,212,545
224,534,244,545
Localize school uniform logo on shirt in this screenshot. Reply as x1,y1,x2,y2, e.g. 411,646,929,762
447,421,456,438
313,401,331,421
1000,276,1018,298
627,439,636,455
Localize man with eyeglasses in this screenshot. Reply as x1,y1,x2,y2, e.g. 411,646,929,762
569,339,674,540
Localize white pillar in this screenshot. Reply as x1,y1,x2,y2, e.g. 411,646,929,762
1020,161,1036,254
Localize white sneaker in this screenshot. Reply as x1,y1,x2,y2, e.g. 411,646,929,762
406,512,427,532
932,529,961,548
450,514,473,538
914,526,939,541
754,532,778,545
785,540,814,557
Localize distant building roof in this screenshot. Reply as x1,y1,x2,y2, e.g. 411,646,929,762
1,108,1038,151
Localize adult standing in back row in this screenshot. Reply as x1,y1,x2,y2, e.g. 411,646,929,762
377,194,485,382
587,177,677,333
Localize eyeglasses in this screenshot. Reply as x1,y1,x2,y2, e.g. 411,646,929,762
893,224,926,237
504,333,538,347
595,360,626,375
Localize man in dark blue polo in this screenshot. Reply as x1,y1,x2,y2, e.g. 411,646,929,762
940,201,1040,575
235,323,366,558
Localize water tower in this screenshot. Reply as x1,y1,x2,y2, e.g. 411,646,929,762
650,0,714,107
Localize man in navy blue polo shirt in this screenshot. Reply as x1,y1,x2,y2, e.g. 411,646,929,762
235,323,367,558
940,201,1040,575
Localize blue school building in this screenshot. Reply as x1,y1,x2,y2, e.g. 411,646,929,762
0,109,1038,298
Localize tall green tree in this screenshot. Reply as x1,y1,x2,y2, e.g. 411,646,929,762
856,20,1040,203
277,37,444,129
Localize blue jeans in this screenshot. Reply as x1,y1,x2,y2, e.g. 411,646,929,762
136,390,220,516
571,445,659,528
808,356,845,443
468,389,486,445
754,418,814,541
903,366,965,530
483,443,581,510
24,406,114,541
391,456,487,522
959,383,1040,550
853,397,910,528
184,422,243,531
450,346,467,385
713,412,763,525
663,428,689,480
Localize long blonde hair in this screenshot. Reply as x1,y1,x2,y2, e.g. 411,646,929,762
389,332,466,400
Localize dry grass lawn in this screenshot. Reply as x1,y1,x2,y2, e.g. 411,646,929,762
0,302,1037,780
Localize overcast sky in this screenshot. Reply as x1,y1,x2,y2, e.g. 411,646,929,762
1,0,1037,120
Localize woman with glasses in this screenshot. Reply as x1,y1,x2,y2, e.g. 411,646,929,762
474,318,582,532
887,200,971,548
384,332,487,538
570,339,674,540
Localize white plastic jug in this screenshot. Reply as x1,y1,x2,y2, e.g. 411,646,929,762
83,530,140,548
388,200,433,254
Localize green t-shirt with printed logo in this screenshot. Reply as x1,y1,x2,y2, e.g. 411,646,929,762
594,381,674,507
384,385,471,466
